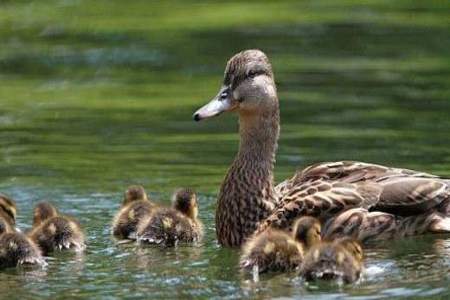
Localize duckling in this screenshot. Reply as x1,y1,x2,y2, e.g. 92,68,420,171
28,202,85,255
0,218,45,268
0,194,17,226
300,237,364,284
112,185,156,240
136,188,203,247
240,216,321,275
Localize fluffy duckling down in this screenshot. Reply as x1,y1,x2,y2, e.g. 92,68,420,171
300,237,364,284
28,202,85,255
112,185,156,241
0,215,45,268
240,216,321,274
137,188,203,247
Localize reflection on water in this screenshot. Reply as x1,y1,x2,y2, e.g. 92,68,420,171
1,0,449,299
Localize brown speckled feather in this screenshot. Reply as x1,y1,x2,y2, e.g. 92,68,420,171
257,161,449,234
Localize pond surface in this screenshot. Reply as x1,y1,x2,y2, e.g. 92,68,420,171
1,0,449,299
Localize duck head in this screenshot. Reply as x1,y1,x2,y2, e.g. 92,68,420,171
33,201,58,226
123,185,148,205
293,216,322,249
172,188,198,220
193,49,277,121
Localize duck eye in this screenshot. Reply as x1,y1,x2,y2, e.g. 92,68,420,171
248,70,257,78
220,91,228,100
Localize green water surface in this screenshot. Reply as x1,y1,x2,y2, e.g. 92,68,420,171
1,0,449,299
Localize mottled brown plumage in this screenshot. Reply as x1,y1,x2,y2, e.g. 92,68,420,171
193,49,450,247
112,185,155,240
323,207,450,242
240,216,321,274
0,194,17,226
136,188,203,247
300,237,364,284
28,202,85,255
0,217,45,268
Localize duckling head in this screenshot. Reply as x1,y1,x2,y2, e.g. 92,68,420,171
33,201,58,226
172,188,198,220
0,194,17,225
337,237,364,262
293,216,321,249
123,185,148,205
193,49,277,122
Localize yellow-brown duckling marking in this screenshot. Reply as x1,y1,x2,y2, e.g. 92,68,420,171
240,216,321,274
300,237,364,284
0,217,45,268
137,188,203,247
28,202,85,255
112,185,156,240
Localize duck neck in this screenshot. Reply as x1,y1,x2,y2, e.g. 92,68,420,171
216,104,280,247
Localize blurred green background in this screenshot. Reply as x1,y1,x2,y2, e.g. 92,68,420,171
0,0,449,299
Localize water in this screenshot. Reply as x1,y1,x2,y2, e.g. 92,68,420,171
1,0,450,298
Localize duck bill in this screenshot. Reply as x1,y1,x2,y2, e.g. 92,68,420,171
193,88,235,121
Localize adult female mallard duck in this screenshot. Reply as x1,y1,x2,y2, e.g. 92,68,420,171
28,202,85,255
112,185,155,240
193,49,450,247
300,237,364,284
136,188,203,247
0,217,45,268
240,216,321,274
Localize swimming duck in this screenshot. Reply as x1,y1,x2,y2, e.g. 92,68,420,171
300,237,364,284
136,188,203,247
0,194,17,226
28,202,85,255
0,218,45,268
240,216,321,274
193,49,450,247
112,185,156,240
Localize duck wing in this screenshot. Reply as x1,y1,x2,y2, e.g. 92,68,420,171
263,161,449,233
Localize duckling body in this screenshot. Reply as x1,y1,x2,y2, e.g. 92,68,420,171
0,218,44,268
300,238,363,284
240,216,321,274
28,202,85,255
137,189,203,247
112,185,155,240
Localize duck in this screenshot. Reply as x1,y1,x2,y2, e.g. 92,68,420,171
300,237,364,284
136,188,203,247
0,217,45,268
0,193,17,226
28,201,85,255
193,49,450,247
112,185,156,240
322,207,450,243
240,216,321,274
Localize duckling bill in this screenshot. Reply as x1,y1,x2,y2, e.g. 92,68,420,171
137,188,203,247
28,201,85,255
